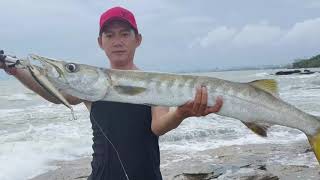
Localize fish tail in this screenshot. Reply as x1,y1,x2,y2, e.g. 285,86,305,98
307,130,320,164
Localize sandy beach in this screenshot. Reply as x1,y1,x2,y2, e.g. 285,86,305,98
30,141,320,180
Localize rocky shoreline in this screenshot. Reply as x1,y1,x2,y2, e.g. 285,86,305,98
30,141,320,180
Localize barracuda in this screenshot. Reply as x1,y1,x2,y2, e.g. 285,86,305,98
13,54,320,165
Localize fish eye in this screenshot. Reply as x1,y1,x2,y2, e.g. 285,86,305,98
65,63,78,73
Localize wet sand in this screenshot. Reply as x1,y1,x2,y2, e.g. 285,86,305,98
30,141,320,180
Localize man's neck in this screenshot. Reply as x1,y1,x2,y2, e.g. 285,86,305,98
111,63,139,70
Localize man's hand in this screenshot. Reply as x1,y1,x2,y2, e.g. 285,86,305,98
0,55,17,75
1,61,17,75
175,86,223,120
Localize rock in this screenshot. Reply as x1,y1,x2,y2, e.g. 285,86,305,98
257,165,267,171
275,70,301,75
172,172,220,180
172,164,279,180
274,69,316,75
299,69,315,75
304,148,312,153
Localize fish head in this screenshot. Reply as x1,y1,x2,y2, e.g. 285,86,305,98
30,54,110,101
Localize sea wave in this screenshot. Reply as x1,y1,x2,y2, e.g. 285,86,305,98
0,93,32,101
0,118,92,180
254,72,270,77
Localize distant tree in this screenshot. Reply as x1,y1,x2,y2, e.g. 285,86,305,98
292,54,320,68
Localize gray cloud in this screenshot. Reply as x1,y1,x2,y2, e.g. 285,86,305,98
305,0,320,9
232,24,283,47
281,18,320,46
192,17,320,49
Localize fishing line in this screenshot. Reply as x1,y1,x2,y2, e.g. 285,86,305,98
90,114,130,180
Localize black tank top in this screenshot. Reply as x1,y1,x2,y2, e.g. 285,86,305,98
89,101,162,180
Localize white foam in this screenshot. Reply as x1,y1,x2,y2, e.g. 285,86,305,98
277,73,318,79
0,108,93,180
254,72,269,77
160,129,305,152
0,93,32,101
160,115,306,152
0,108,23,114
0,109,24,119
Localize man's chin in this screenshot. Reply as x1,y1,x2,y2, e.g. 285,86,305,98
112,54,127,59
110,58,130,65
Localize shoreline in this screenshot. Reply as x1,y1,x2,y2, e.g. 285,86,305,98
30,141,320,180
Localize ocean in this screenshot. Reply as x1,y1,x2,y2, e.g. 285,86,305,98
1,69,320,180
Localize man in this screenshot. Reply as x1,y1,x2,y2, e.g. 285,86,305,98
0,6,223,180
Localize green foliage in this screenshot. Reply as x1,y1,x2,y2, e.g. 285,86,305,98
292,54,320,68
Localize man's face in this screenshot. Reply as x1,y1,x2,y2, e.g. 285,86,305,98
98,20,141,67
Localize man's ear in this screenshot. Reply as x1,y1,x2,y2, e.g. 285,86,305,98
136,33,142,47
98,36,103,49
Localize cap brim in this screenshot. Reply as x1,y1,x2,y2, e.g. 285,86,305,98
99,17,137,34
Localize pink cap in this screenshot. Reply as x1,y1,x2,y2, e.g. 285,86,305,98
99,7,138,34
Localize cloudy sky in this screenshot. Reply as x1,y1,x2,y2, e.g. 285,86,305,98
1,0,320,72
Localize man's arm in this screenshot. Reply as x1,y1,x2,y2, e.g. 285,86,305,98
151,86,223,136
0,64,82,105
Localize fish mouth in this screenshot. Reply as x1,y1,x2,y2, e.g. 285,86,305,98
29,54,65,79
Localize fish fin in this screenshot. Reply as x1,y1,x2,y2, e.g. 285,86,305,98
113,85,146,95
307,130,320,164
249,79,279,96
242,122,270,137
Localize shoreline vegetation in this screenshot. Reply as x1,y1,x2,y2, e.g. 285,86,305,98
292,54,320,69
